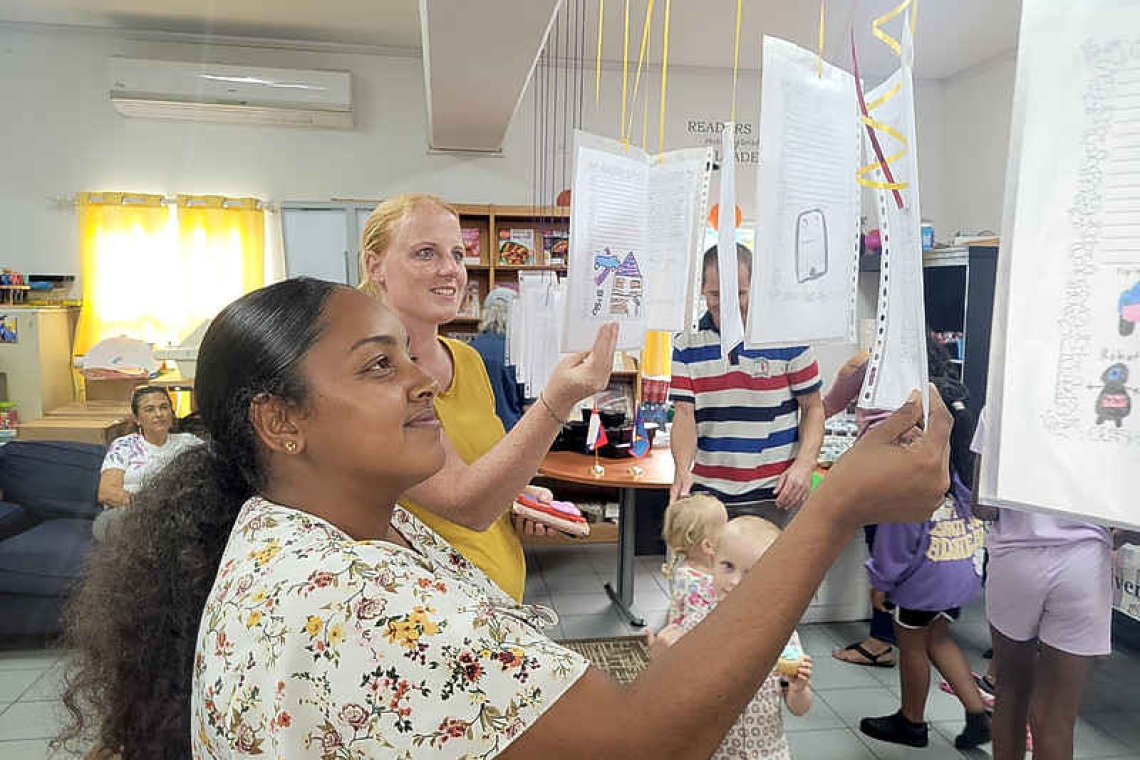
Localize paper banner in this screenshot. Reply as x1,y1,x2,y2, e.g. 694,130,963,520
716,124,745,354
564,130,710,351
979,0,1140,530
858,21,928,416
746,36,860,349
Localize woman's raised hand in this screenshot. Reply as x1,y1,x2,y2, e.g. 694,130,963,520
815,386,952,528
543,323,620,418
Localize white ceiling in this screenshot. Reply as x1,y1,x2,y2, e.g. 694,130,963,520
0,0,1021,80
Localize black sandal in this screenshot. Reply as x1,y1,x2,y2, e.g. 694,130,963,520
834,641,897,668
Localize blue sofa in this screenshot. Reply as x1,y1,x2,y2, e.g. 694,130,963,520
0,441,105,639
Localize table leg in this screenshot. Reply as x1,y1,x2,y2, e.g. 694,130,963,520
604,486,645,627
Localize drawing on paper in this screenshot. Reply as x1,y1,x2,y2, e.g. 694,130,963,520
795,208,829,283
0,316,15,344
1120,282,1140,336
591,248,643,319
1094,363,1134,428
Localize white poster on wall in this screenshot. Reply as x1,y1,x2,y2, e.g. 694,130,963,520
563,130,711,351
980,0,1140,530
746,36,860,349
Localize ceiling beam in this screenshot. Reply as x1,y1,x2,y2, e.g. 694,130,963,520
421,0,561,153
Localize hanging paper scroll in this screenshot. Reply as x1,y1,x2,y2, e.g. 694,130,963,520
746,36,860,349
563,130,711,351
979,0,1140,530
857,20,928,415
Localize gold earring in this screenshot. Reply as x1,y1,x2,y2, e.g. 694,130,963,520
285,441,297,453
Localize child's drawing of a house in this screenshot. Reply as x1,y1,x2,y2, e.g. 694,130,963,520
610,252,643,318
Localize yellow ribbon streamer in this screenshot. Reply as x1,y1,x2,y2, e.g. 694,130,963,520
856,0,916,193
595,0,604,103
730,0,742,124
621,0,630,138
817,1,825,78
871,0,918,57
658,0,671,154
623,0,656,146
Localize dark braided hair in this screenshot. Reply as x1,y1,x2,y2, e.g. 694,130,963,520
927,332,976,490
56,278,345,759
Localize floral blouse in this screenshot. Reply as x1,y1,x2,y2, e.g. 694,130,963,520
664,563,717,632
191,498,588,759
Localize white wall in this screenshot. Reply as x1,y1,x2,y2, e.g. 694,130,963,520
939,52,1017,238
0,24,992,384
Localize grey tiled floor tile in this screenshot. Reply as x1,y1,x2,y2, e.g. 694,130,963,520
1069,718,1134,759
786,728,878,759
783,696,848,732
0,651,60,672
858,723,967,760
550,591,616,617
811,652,890,691
1083,709,1140,748
559,611,632,640
0,669,44,703
0,701,69,741
542,569,605,594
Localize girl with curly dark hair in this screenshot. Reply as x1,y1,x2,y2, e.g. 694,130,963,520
56,278,952,760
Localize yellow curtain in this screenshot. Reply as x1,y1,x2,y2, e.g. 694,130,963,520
175,195,265,342
75,193,170,356
74,193,264,356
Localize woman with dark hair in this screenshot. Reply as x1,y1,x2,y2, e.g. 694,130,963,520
93,385,201,541
57,278,953,760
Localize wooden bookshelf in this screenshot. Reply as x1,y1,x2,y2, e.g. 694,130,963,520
440,203,571,340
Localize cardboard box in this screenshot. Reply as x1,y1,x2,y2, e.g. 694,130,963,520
18,416,134,446
46,401,133,420
85,376,148,403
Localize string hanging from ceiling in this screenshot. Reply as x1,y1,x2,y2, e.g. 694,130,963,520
531,0,590,224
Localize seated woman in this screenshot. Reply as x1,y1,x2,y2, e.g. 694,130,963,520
359,194,613,602
468,287,526,431
57,278,952,760
93,385,200,541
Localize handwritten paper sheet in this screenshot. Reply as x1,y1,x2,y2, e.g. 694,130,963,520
858,34,929,416
746,36,860,349
980,0,1140,530
564,130,710,351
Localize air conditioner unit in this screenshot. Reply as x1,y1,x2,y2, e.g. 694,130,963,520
108,57,353,129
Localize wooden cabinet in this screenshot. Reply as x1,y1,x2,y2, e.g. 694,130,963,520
0,307,78,421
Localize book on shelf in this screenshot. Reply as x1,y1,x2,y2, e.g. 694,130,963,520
461,227,482,264
498,228,536,266
457,281,482,319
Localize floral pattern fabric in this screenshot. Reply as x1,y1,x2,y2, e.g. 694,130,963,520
191,498,587,759
711,630,800,760
669,589,799,760
101,432,200,494
665,563,717,632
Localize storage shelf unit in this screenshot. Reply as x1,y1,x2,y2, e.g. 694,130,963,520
444,203,570,336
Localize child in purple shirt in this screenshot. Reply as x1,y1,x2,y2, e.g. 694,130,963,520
859,378,992,751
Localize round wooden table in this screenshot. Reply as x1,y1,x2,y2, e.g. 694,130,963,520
538,448,674,627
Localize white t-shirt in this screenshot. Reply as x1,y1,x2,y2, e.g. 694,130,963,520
101,432,200,495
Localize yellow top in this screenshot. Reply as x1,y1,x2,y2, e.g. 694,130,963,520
398,337,526,602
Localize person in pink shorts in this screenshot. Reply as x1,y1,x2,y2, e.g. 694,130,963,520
971,406,1113,760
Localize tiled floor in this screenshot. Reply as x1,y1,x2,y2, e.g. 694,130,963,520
2,542,1138,758
525,543,1140,760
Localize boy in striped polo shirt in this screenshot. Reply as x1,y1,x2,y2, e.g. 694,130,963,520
670,245,824,518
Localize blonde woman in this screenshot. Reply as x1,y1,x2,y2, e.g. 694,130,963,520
359,194,616,601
